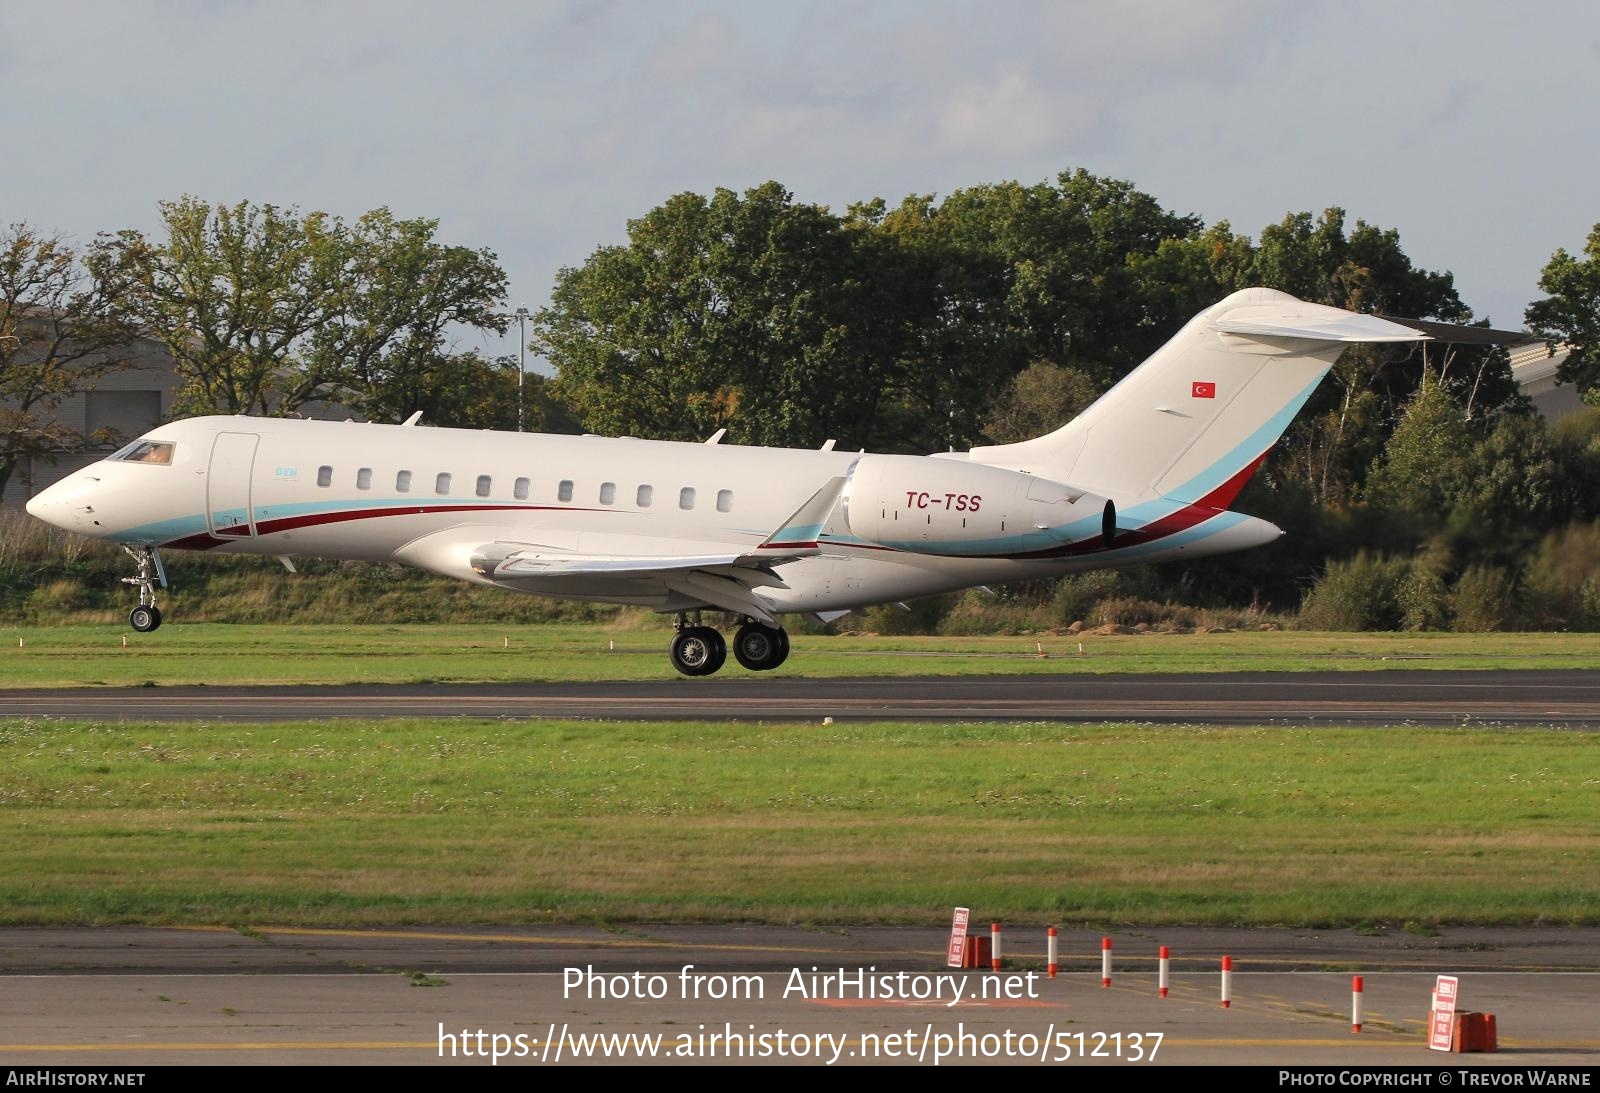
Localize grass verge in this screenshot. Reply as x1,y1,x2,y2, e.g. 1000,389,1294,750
1,718,1594,926
3,625,1600,687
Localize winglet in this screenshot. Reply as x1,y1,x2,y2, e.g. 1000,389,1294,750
753,476,847,553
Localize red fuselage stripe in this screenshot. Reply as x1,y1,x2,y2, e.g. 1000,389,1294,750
164,504,601,551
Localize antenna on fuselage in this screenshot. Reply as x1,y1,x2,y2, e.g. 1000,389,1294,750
401,411,423,427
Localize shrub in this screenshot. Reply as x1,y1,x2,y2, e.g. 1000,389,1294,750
1297,552,1409,631
1450,566,1519,632
1051,570,1121,627
1521,521,1600,629
1399,540,1452,631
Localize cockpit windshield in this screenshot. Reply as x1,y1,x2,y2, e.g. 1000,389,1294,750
110,440,176,465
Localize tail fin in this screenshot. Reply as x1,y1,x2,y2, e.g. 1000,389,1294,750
969,288,1427,507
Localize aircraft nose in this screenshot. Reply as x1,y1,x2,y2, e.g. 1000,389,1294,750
24,478,89,531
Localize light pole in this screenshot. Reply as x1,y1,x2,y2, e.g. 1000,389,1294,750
515,306,529,432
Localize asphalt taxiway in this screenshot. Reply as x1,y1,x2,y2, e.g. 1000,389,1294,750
2,926,1597,1066
2,668,1599,724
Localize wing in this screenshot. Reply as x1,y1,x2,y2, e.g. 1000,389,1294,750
407,476,849,626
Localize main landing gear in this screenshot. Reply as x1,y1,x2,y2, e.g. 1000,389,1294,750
121,545,166,633
668,613,790,677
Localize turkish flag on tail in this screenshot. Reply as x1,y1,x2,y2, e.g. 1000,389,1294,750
1191,381,1216,399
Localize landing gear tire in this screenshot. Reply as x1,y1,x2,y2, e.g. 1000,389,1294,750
670,626,727,677
120,545,166,634
733,622,789,671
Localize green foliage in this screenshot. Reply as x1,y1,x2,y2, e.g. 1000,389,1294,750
1251,209,1465,319
1399,540,1452,631
859,593,957,635
981,362,1099,444
1449,565,1519,632
1522,521,1600,630
541,183,901,449
1298,552,1410,631
1364,372,1471,518
540,170,1218,452
1051,570,1123,627
1527,223,1600,396
98,198,507,419
0,224,143,495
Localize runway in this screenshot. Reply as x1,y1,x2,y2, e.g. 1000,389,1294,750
2,925,1596,1066
3,669,1599,724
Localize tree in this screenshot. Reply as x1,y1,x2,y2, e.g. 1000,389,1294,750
980,362,1099,444
1240,209,1496,510
539,171,1215,455
0,223,143,496
908,170,1204,391
1526,223,1600,397
1364,369,1472,519
310,209,510,422
540,183,904,449
99,198,507,418
354,350,576,434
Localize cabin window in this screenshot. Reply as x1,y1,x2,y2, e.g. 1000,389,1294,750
435,472,452,495
599,481,616,505
476,474,492,498
316,465,332,488
716,489,733,513
636,484,652,507
356,467,372,491
514,477,530,500
679,487,695,510
558,480,573,502
396,470,412,493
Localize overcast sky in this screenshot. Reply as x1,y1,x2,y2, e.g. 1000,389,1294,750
4,0,1594,361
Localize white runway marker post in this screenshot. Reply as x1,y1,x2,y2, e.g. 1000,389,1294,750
1352,975,1364,1033
1221,955,1233,1008
1158,945,1170,998
990,923,1002,971
1047,927,1058,979
1101,936,1112,987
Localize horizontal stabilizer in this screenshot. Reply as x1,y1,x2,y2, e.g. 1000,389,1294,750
1371,315,1531,345
1214,312,1428,343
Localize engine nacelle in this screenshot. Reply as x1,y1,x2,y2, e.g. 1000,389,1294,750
838,454,1113,556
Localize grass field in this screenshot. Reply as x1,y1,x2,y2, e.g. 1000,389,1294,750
0,718,1594,927
3,624,1600,687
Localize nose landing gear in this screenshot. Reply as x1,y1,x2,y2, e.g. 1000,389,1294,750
121,545,166,633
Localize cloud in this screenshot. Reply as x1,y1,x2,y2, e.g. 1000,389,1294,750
3,0,1599,335
936,68,1083,159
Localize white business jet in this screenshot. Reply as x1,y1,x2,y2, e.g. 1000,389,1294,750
26,288,1425,676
